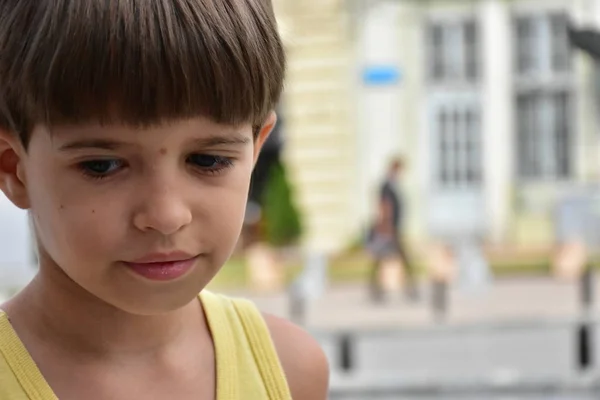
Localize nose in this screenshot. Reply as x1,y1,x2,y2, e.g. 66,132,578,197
132,184,192,236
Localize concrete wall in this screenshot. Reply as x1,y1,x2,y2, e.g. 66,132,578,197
316,317,600,399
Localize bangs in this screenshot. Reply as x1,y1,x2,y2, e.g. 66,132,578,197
0,0,285,139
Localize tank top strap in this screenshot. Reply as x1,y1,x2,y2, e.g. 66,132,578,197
230,298,291,400
0,311,58,400
198,292,239,400
200,291,291,400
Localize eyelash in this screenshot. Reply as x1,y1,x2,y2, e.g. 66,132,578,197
76,155,235,181
77,159,124,181
186,154,234,175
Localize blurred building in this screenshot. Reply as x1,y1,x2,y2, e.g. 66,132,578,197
274,0,600,255
273,0,357,252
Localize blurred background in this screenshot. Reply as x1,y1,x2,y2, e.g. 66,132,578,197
4,0,600,398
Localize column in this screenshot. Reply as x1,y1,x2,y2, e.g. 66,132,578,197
356,1,403,224
481,0,513,244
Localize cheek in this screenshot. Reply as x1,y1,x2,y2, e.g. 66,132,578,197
35,200,121,264
24,136,123,266
199,171,251,248
28,174,123,266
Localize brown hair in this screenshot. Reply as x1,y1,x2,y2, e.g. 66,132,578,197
0,0,286,146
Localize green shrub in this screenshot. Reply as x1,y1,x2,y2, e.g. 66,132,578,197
261,161,302,247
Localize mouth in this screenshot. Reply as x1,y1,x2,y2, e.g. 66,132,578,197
123,252,199,282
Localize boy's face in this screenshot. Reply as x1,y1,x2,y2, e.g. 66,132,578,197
0,116,274,314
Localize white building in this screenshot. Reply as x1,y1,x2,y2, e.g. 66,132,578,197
277,0,600,255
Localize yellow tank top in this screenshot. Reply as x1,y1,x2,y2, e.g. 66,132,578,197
0,291,292,399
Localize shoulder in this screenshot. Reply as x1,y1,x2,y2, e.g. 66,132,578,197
263,313,329,400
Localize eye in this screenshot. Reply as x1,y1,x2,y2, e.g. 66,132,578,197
77,159,124,179
187,154,234,174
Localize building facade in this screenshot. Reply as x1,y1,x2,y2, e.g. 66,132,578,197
277,0,600,255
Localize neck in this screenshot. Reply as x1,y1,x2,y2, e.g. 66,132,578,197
3,259,204,359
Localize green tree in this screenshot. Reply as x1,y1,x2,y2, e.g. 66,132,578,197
261,161,302,247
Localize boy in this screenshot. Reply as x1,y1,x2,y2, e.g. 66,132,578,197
0,0,329,399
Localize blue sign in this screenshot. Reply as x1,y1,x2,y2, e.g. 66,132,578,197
363,65,402,86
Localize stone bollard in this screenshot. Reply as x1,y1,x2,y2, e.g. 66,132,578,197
426,243,456,322
378,256,405,292
245,243,284,293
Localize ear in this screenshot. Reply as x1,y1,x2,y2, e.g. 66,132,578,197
0,130,29,209
253,111,277,165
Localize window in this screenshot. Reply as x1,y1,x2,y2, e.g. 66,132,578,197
431,24,445,80
465,109,482,183
514,12,573,181
516,17,537,74
515,12,571,75
428,19,480,83
464,20,479,80
550,13,571,73
516,93,541,178
516,91,572,180
553,91,571,177
437,106,482,188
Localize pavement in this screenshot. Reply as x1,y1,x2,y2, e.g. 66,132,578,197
222,275,600,331
3,273,599,331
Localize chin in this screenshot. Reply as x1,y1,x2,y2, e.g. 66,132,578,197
117,298,197,316
105,287,204,316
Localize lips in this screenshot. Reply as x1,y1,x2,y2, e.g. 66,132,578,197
123,252,198,281
128,251,196,264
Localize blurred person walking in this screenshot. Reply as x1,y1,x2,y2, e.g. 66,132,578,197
367,158,419,303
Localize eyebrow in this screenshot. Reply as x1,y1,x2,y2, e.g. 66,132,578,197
58,133,251,152
191,134,251,147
